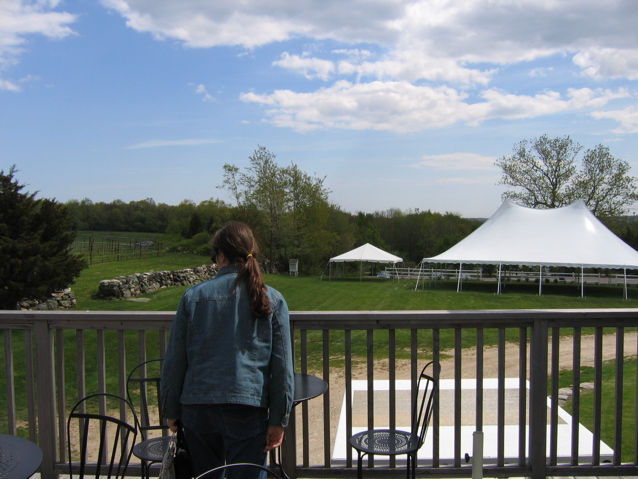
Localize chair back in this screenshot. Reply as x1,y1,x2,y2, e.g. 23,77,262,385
126,358,167,439
66,393,139,479
196,462,284,479
412,360,440,449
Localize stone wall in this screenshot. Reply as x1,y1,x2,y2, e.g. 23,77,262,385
18,289,77,310
98,265,218,300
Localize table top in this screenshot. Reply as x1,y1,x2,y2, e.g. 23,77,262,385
293,372,328,405
0,433,43,479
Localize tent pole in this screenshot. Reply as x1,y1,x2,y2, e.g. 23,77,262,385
538,265,542,296
497,264,502,294
624,268,628,300
581,266,584,298
321,261,331,281
457,262,463,293
415,262,424,291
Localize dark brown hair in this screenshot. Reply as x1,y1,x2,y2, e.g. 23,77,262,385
212,222,272,319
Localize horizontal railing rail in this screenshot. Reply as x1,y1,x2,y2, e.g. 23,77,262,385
2,309,638,478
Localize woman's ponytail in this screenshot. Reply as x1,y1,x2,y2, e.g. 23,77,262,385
212,222,272,319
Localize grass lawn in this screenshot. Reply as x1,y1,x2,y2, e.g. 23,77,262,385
558,359,637,463
72,254,209,310
6,254,636,453
71,255,637,311
68,257,637,376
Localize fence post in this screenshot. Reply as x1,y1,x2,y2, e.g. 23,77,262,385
34,318,58,479
529,318,548,479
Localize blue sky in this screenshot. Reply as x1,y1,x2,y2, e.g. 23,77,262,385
1,0,637,218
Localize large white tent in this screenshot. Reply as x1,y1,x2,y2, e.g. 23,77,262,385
324,243,403,280
419,200,638,297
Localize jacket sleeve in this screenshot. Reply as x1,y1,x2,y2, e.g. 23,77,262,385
160,294,190,419
268,293,295,427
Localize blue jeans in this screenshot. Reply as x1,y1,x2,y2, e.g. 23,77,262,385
181,404,269,479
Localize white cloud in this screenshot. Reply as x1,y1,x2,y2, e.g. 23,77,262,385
332,49,373,60
412,153,498,171
241,81,629,133
241,80,471,133
194,84,214,102
0,0,76,67
435,175,501,185
102,0,638,133
101,0,405,48
127,139,220,149
529,67,554,78
337,50,495,85
0,77,20,92
273,52,335,81
464,87,629,126
591,106,638,134
573,48,638,81
102,0,638,79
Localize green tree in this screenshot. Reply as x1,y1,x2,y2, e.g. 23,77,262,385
496,135,638,217
570,144,638,217
219,146,331,272
0,166,86,309
166,200,196,237
355,212,387,248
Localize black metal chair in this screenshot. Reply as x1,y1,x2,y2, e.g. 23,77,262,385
196,462,284,479
349,360,440,479
66,393,139,479
126,358,170,479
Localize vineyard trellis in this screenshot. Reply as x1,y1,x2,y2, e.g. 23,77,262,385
72,232,167,265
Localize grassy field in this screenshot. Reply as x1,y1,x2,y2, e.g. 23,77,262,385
5,255,637,455
558,359,637,463
71,253,209,310
71,254,637,311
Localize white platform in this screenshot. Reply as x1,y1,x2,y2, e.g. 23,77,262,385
332,378,614,466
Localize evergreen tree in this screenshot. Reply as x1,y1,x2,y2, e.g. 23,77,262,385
0,166,86,309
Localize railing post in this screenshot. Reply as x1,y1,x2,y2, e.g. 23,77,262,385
529,318,548,479
281,320,298,478
34,318,58,479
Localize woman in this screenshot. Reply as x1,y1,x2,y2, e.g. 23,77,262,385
161,222,295,478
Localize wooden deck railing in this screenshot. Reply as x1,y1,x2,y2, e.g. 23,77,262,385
2,309,638,478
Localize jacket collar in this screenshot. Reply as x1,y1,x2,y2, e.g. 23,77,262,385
217,265,242,276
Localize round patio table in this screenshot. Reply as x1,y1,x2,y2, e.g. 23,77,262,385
293,372,328,405
272,373,328,476
0,433,43,479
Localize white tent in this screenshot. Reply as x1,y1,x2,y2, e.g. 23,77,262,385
419,200,638,297
325,243,403,280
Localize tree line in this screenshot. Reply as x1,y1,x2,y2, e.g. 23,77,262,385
65,139,638,274
3,136,638,307
64,146,483,273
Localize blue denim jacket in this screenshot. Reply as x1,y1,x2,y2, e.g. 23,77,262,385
161,265,294,427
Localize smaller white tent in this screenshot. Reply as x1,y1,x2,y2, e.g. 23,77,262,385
325,243,403,280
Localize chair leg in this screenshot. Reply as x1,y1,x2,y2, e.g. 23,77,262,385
406,454,416,479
